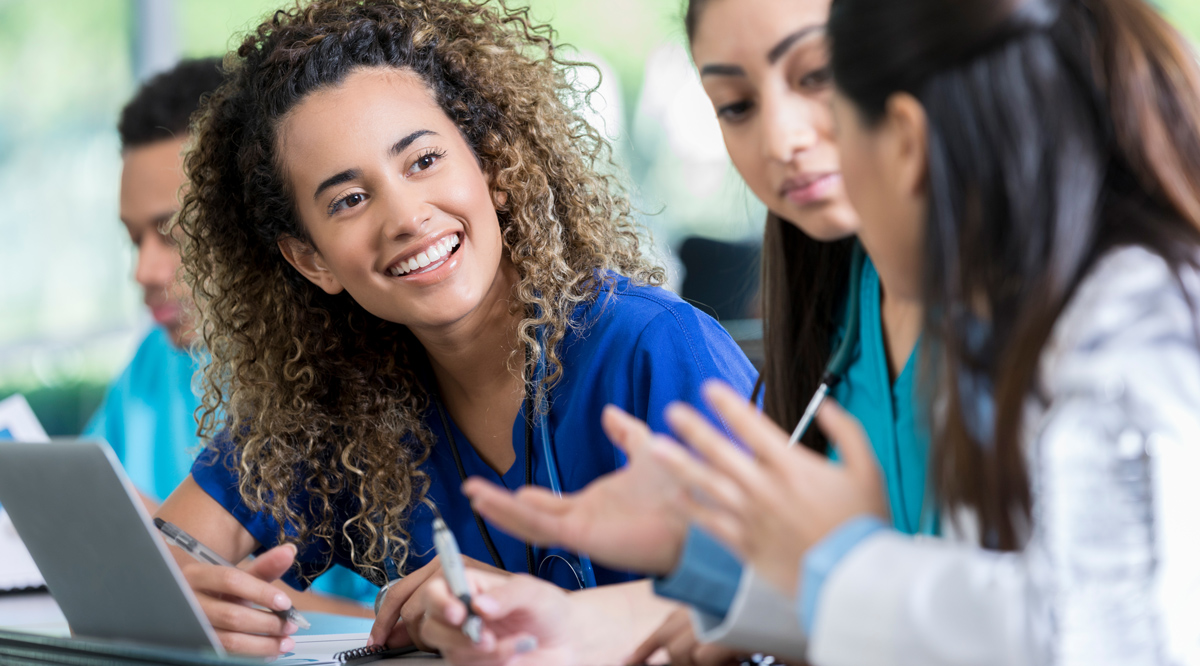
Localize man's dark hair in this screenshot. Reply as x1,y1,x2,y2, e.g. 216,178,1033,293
118,57,224,149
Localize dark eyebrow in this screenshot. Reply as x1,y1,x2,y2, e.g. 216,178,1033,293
313,168,361,202
767,24,825,64
390,129,436,156
312,130,438,202
699,63,746,78
699,24,825,78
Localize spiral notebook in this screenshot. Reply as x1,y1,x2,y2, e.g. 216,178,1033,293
278,634,421,665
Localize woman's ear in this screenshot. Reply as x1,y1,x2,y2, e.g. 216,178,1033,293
278,236,344,294
488,171,509,210
883,93,929,199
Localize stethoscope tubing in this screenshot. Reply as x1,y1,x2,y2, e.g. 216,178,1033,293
788,243,866,447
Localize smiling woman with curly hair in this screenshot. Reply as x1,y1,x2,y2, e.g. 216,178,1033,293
153,0,757,658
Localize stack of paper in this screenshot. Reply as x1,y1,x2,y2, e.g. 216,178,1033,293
0,394,48,592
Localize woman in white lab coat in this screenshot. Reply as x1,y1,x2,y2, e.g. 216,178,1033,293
640,0,1200,663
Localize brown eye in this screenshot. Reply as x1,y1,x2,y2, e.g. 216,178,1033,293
717,100,754,122
409,149,446,174
799,66,833,90
329,192,367,215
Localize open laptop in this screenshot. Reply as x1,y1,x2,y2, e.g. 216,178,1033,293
0,440,223,654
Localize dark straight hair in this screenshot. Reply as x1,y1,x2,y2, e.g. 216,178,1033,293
830,0,1200,549
686,0,854,453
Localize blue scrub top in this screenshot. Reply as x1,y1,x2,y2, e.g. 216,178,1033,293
655,254,933,617
191,274,759,591
82,326,379,604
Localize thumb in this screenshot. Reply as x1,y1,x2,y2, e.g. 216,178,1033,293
243,543,297,583
815,401,880,485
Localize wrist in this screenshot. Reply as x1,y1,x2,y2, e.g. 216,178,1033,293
649,520,688,575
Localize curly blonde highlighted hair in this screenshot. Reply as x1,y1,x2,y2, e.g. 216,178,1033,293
179,0,661,583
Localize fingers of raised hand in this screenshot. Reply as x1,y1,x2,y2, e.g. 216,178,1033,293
463,479,568,547
816,401,881,486
664,402,761,492
702,381,820,472
649,437,747,517
601,405,655,456
215,629,295,658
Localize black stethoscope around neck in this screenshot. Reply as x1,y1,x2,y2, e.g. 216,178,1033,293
382,340,598,594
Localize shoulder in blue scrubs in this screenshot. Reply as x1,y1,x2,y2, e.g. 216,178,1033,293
655,254,933,617
83,325,379,603
191,273,759,591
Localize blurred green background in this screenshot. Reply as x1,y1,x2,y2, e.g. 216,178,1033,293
0,0,1197,435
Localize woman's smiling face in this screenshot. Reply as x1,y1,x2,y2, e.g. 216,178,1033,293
276,67,510,333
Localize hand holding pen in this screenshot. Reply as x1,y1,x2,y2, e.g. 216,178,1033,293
154,518,308,656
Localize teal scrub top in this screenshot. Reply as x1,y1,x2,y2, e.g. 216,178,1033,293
82,326,203,504
829,256,931,534
654,253,934,617
81,326,377,604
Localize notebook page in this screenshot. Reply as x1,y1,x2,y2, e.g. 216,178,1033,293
0,394,49,591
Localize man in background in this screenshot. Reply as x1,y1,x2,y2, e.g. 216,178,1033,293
83,58,217,506
85,58,376,611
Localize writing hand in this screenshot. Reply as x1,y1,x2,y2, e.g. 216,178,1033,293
369,554,508,651
179,543,299,656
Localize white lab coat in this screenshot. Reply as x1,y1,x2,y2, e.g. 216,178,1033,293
697,247,1200,665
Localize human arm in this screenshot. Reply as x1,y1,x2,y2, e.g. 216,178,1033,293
659,250,1200,665
155,475,302,657
416,571,677,666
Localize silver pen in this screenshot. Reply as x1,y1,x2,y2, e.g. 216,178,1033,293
154,517,312,630
432,516,483,644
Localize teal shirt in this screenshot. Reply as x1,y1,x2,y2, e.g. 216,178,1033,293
655,254,934,616
82,326,377,604
829,256,932,534
82,327,203,504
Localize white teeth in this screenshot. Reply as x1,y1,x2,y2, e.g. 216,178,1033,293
388,234,460,277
